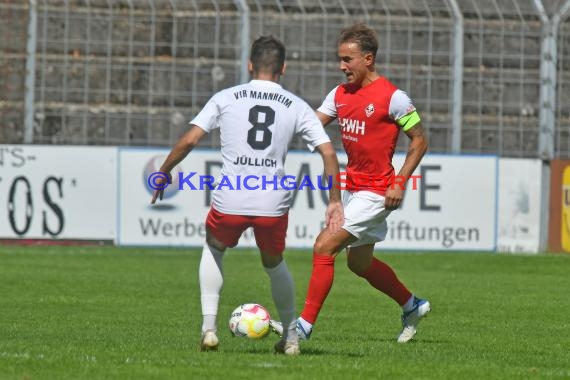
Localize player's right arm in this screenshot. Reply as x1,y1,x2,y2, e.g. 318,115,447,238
316,111,336,127
296,95,344,232
151,125,207,204
314,141,344,233
313,86,342,231
316,86,339,127
152,92,222,203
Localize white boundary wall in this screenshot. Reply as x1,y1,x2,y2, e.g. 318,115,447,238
0,145,116,240
0,145,542,253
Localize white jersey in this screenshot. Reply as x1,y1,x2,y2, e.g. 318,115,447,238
190,79,330,216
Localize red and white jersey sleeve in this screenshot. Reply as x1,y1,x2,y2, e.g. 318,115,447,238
190,80,330,216
317,86,340,118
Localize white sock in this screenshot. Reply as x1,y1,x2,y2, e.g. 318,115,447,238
402,295,415,312
202,315,216,334
298,316,313,332
199,243,224,333
264,260,297,343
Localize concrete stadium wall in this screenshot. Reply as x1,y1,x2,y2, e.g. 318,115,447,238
1,0,569,158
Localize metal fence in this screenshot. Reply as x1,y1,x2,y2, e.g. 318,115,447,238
1,0,569,158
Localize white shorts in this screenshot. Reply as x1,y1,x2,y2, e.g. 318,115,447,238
342,190,392,247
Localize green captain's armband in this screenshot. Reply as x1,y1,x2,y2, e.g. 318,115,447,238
397,110,421,131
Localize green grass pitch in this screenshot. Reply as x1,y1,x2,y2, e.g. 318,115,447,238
1,246,569,380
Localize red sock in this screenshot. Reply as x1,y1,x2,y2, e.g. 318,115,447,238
358,257,412,305
300,254,335,324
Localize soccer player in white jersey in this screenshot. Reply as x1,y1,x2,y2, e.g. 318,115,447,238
295,24,431,343
151,36,343,355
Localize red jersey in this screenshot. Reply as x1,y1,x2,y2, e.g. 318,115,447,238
317,77,421,195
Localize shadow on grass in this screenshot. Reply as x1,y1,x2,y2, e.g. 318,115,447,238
364,337,448,344
216,345,337,356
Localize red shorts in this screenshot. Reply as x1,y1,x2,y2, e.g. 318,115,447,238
205,207,288,255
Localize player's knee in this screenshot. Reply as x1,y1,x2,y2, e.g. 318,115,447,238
260,252,283,268
206,233,227,252
313,238,335,256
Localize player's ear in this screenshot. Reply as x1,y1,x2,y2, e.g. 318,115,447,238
364,52,375,66
280,63,286,75
248,61,254,73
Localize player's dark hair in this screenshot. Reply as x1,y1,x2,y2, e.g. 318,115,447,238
250,36,286,75
338,23,378,59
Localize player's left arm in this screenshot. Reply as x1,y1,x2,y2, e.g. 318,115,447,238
398,122,428,178
384,90,429,210
384,123,428,210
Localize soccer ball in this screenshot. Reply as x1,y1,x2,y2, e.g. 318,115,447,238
228,303,271,339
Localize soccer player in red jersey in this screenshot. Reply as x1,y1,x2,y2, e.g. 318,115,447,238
151,36,343,355
298,23,431,343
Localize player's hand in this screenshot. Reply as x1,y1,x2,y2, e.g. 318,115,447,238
150,172,172,204
325,200,344,233
151,189,164,204
384,187,404,210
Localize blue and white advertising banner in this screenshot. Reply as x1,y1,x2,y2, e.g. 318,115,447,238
0,145,117,240
118,149,497,251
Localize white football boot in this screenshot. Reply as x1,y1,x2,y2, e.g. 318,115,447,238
397,297,431,343
269,319,284,336
274,339,301,356
200,330,219,351
269,319,312,340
